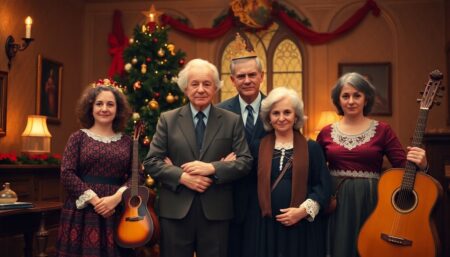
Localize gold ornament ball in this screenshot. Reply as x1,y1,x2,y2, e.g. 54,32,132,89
131,57,138,64
132,112,140,121
148,98,159,110
129,38,134,44
145,175,155,187
166,92,175,104
124,63,132,72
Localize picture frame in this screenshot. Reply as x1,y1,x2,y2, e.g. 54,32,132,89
447,44,450,125
0,71,8,136
36,54,63,123
338,62,392,116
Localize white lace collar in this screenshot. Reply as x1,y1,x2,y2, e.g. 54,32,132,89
274,141,293,150
330,120,378,150
81,129,122,143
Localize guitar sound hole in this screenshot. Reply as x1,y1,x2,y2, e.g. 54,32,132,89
393,189,416,212
129,195,142,208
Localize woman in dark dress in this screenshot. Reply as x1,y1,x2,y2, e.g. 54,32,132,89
256,87,331,257
56,79,134,257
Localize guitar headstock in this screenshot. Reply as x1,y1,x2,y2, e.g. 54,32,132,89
133,121,143,141
418,70,444,110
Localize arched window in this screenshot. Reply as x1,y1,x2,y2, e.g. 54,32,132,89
219,23,304,102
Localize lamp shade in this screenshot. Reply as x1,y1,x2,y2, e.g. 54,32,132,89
315,111,340,131
21,115,52,154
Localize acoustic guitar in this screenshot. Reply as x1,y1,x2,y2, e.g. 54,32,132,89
115,122,154,248
357,70,444,257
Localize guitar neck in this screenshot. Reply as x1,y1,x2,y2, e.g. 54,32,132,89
131,139,139,196
402,108,428,190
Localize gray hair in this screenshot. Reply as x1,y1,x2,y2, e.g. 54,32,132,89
177,58,222,91
260,87,304,131
331,72,375,116
230,57,263,75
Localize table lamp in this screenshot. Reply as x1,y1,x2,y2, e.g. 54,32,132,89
313,111,340,139
21,115,52,154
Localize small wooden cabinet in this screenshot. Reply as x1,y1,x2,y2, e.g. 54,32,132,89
424,133,450,257
0,165,62,257
0,165,63,202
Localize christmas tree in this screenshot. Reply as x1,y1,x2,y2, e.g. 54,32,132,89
118,21,187,159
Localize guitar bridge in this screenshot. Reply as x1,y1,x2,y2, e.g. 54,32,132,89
381,233,412,246
125,216,144,222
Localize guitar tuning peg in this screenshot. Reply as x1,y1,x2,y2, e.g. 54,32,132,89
416,98,422,103
433,101,441,106
419,91,424,95
440,86,445,90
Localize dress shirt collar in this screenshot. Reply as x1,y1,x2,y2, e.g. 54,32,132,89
238,92,261,119
190,103,211,124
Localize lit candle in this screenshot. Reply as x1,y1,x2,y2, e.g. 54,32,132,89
149,13,155,22
25,16,33,38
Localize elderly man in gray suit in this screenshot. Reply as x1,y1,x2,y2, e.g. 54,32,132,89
143,58,253,257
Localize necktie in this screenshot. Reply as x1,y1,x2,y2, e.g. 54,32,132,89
245,105,255,139
195,112,206,151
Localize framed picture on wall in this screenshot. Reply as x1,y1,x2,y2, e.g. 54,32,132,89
0,71,7,136
338,62,392,116
447,44,450,125
36,54,63,123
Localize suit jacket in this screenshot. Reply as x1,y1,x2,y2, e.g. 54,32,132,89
217,94,267,223
143,104,253,220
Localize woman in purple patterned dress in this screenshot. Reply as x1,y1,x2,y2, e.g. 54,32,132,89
316,72,428,257
56,79,134,257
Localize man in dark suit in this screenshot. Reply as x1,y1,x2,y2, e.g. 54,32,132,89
217,34,267,257
143,58,253,257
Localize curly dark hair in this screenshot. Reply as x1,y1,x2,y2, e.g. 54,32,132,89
76,85,131,132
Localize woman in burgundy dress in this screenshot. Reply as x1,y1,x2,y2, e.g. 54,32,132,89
316,72,428,257
56,79,133,257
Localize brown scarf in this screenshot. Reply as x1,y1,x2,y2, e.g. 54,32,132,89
257,131,309,217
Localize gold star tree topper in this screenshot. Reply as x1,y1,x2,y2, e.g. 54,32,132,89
142,4,163,23
229,33,257,60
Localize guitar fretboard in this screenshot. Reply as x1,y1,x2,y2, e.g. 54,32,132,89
401,108,428,191
131,139,139,197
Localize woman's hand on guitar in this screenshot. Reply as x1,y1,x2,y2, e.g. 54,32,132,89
406,146,428,170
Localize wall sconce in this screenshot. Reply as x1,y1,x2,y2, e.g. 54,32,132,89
21,115,52,155
313,111,340,139
5,16,34,69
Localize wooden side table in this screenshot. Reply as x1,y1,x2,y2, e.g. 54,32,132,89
0,201,62,257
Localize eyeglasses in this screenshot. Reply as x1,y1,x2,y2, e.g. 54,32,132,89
234,72,259,81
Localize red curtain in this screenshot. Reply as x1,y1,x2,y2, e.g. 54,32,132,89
108,10,128,77
160,13,234,39
274,0,380,44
